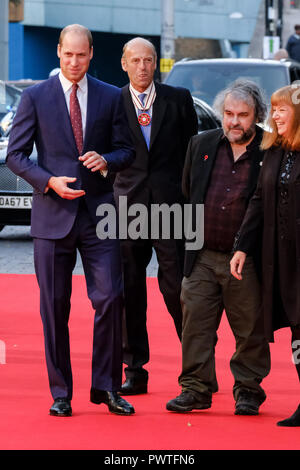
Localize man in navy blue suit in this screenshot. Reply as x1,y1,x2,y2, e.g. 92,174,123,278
6,24,135,417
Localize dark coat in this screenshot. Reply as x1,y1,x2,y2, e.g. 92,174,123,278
113,82,198,207
182,126,265,277
236,146,300,341
286,34,300,62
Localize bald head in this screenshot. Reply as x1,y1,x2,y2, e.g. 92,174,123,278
122,37,157,61
121,37,157,92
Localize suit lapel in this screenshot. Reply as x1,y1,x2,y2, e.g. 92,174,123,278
149,83,167,149
193,130,224,202
83,75,101,152
122,85,147,148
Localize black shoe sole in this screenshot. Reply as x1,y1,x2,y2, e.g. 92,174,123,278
277,420,300,427
107,407,135,416
90,397,135,415
235,407,259,416
49,410,72,417
119,388,148,396
166,402,211,412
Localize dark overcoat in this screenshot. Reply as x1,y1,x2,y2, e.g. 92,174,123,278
113,82,198,207
236,146,300,341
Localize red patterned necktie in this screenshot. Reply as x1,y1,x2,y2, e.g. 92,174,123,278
69,83,83,155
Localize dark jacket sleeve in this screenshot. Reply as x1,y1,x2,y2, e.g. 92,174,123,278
182,135,196,200
6,89,53,193
101,90,135,173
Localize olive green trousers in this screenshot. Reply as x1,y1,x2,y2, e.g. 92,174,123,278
179,249,270,402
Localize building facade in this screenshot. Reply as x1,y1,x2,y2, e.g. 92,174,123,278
8,0,263,84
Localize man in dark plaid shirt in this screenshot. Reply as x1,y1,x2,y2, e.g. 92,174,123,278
167,80,271,416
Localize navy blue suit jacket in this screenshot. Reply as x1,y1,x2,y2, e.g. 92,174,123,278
6,74,135,239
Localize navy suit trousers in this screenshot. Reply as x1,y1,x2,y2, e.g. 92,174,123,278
33,199,123,400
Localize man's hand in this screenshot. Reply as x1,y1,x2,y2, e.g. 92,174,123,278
230,251,247,280
47,176,85,200
79,151,107,173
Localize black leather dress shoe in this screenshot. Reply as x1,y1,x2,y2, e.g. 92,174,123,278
277,405,300,427
49,398,72,417
119,377,148,395
166,391,211,412
235,390,265,416
90,389,135,415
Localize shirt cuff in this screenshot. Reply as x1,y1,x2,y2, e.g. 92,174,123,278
100,156,108,177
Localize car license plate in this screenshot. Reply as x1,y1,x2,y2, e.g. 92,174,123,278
0,196,32,209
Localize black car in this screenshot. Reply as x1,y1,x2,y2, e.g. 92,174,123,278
0,81,22,121
0,81,37,232
192,96,221,133
0,144,34,232
165,58,300,108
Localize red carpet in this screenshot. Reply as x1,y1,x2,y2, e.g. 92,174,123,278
0,273,299,450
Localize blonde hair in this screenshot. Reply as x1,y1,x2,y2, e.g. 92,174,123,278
261,84,300,150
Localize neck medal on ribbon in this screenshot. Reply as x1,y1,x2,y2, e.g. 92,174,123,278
132,83,156,127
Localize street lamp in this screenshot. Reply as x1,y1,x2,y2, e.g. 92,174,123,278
264,0,280,58
160,0,175,81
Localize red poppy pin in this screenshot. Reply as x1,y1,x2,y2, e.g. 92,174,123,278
204,155,208,161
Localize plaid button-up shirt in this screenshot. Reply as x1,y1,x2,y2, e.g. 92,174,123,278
203,134,257,253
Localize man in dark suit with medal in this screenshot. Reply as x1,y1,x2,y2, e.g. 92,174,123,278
114,37,198,395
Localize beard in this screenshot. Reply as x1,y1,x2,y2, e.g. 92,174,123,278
224,122,256,145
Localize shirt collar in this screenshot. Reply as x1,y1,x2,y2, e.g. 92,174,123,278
129,81,154,97
59,72,88,94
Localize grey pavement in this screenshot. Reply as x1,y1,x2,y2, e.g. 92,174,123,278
0,225,158,276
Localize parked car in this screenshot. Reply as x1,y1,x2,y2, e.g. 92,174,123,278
0,81,39,232
0,144,34,232
165,58,300,108
0,81,22,121
192,96,221,133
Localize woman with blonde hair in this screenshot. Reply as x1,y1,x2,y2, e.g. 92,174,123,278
230,84,300,427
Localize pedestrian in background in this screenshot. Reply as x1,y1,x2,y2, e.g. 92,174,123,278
286,24,300,62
